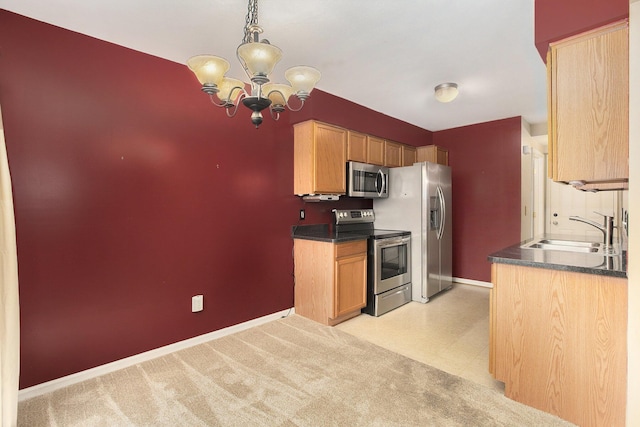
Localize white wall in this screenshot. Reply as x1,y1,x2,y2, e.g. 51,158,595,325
521,120,547,240
521,120,534,240
627,1,639,425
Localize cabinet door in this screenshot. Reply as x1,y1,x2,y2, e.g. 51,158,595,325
384,140,403,167
367,136,385,165
548,21,628,184
334,253,367,318
436,148,449,166
402,145,417,166
347,131,367,163
416,145,449,165
491,263,627,427
294,120,347,195
333,241,367,319
314,123,347,193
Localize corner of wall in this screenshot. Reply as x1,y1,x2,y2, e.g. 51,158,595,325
627,2,639,425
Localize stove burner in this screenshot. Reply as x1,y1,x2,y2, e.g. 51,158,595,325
333,209,410,239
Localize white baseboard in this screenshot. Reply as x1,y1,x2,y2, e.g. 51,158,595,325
453,277,493,288
18,307,295,401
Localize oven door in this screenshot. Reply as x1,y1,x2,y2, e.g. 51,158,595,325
372,235,411,294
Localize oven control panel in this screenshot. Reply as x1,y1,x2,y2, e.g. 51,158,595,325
333,209,375,224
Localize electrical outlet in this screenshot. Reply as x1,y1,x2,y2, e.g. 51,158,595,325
192,295,203,312
300,209,305,220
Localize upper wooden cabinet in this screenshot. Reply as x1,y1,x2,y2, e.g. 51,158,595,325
548,20,629,189
384,140,403,167
294,120,437,195
402,145,417,166
347,130,367,163
416,145,449,166
294,120,347,195
367,136,385,165
347,130,384,166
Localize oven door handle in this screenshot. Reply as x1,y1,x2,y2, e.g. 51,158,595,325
380,284,411,300
375,235,410,249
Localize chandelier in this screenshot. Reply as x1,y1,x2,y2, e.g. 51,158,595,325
187,0,321,128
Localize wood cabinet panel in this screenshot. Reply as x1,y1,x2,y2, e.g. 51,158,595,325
367,136,385,165
347,130,367,163
416,145,449,166
314,123,347,193
548,20,628,187
384,140,402,167
294,239,366,326
334,252,367,318
294,120,347,195
402,145,417,166
295,120,433,194
293,239,333,324
491,263,627,427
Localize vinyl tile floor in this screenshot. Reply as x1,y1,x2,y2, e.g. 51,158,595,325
335,283,505,393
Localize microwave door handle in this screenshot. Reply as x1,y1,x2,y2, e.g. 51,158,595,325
376,169,385,197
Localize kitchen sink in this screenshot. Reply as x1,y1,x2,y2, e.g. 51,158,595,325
537,239,600,248
521,238,617,255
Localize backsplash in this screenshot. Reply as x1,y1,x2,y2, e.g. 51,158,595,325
620,190,629,239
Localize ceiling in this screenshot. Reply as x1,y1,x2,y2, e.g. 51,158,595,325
0,0,548,132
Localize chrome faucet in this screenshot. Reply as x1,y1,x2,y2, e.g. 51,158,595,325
569,212,614,250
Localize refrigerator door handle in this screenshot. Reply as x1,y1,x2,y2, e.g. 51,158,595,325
437,185,446,240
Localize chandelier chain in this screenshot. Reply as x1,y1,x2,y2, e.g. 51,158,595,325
242,0,260,44
186,0,319,128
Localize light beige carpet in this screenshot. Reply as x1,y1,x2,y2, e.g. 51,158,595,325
18,315,574,426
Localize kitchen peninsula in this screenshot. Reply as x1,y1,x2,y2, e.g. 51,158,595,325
488,237,627,427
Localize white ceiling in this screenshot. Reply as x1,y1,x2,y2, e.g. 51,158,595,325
0,0,548,132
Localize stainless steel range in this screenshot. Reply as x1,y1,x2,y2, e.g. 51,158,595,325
333,209,412,316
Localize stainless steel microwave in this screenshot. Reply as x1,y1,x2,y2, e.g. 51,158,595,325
346,161,389,198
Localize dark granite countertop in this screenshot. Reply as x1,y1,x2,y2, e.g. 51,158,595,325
488,235,627,279
291,224,369,243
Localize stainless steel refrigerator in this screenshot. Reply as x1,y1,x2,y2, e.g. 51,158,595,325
373,162,452,302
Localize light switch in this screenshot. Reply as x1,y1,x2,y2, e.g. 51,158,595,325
192,295,203,312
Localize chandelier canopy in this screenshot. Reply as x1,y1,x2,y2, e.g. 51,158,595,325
187,0,321,128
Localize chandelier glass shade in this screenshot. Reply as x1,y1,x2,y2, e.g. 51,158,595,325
187,0,321,128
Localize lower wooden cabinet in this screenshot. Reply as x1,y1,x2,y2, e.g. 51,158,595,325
294,239,367,326
490,263,627,427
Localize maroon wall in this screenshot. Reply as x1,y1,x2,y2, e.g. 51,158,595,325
296,92,434,147
535,0,628,59
0,10,433,388
434,117,522,283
